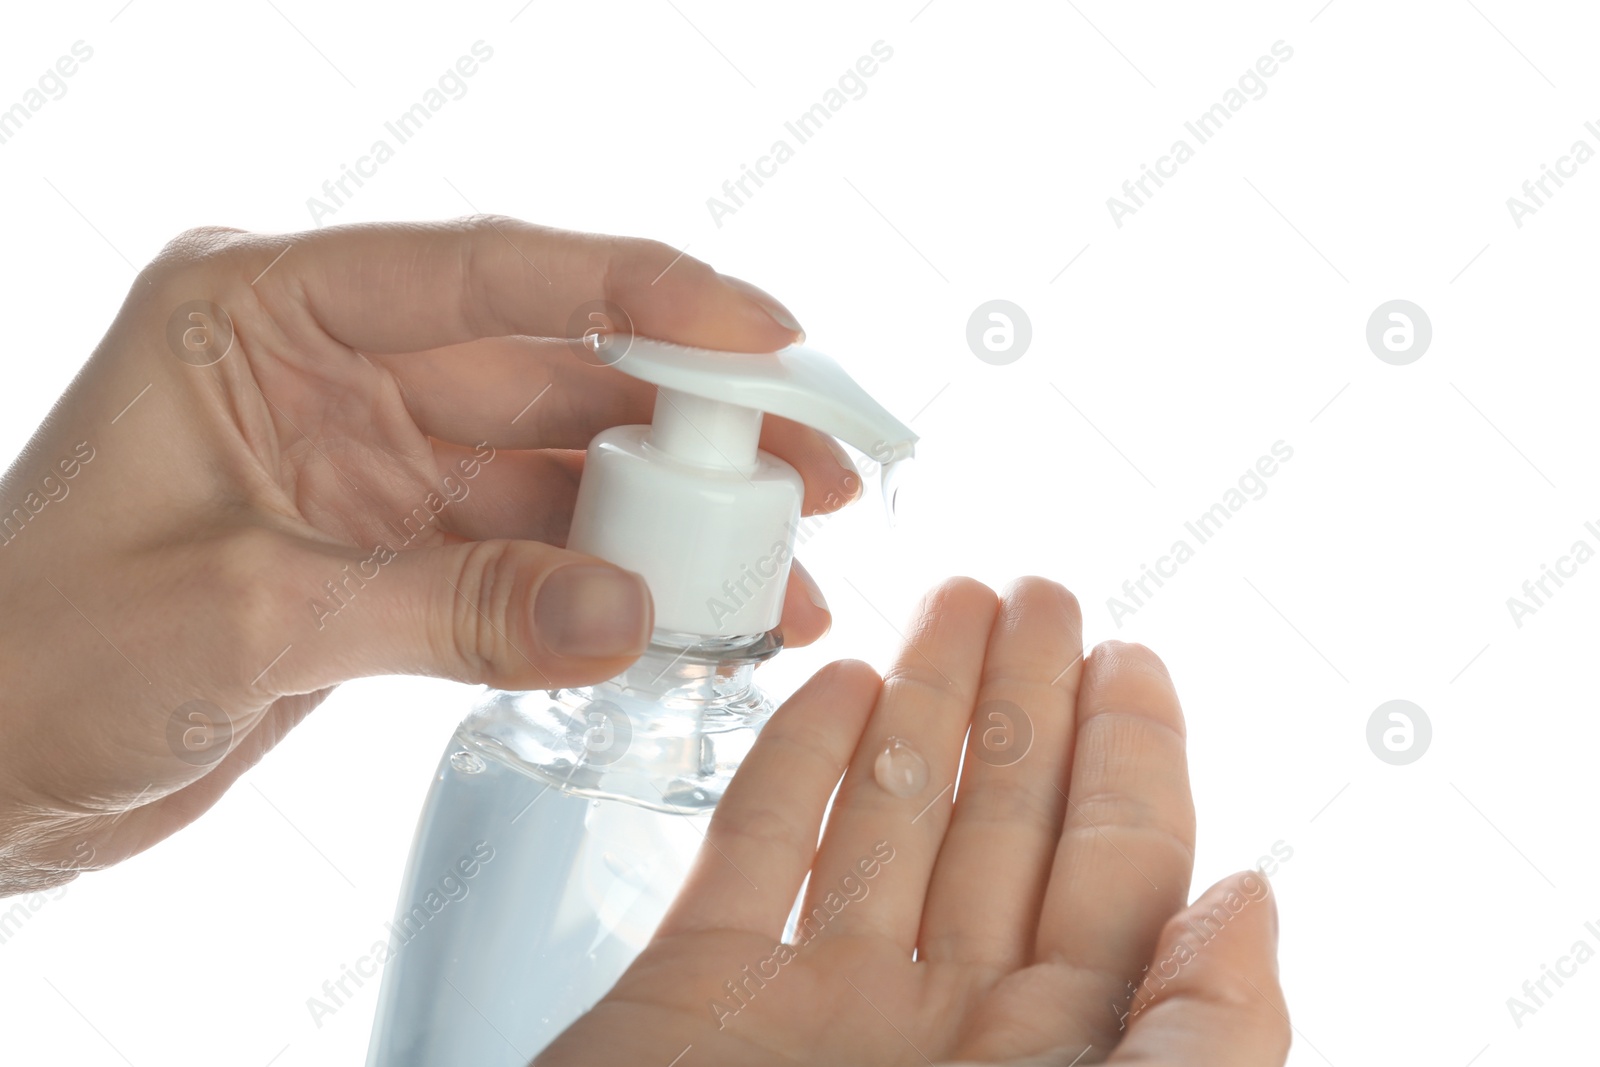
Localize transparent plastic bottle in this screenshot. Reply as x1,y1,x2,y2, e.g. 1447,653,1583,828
365,337,915,1065
364,630,778,1065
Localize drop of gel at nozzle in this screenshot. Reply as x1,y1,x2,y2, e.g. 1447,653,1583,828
880,457,911,526
874,736,928,798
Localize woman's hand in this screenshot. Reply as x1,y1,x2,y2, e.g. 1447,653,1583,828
0,217,855,893
538,577,1291,1066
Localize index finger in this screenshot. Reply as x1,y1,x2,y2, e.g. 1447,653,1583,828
655,659,883,940
230,215,802,354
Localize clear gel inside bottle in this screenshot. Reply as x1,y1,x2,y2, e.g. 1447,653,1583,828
365,629,779,1066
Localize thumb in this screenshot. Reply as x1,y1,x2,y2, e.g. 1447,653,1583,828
278,539,653,694
1107,870,1291,1067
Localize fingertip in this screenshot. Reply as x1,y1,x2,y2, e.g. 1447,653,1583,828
1231,868,1281,955
793,558,828,613
1181,869,1282,981
799,451,863,517
1085,640,1180,716
816,657,883,695
597,242,800,353
995,575,1084,638
931,575,997,606
818,436,862,507
1003,574,1080,615
778,561,832,648
781,657,882,713
1114,867,1291,1066
716,273,805,341
775,658,883,743
1196,867,1276,915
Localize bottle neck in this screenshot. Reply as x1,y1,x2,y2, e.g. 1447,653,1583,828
598,628,781,709
649,389,764,472
462,629,782,812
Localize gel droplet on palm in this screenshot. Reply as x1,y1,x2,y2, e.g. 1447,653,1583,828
874,736,928,797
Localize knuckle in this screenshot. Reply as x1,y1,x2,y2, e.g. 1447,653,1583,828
143,226,248,285
715,804,807,857
1077,704,1185,756
453,214,534,336
162,225,248,260
456,211,516,232
881,663,971,712
763,729,843,779
1083,643,1184,735
957,773,1059,828
454,213,530,265
640,236,704,273
137,228,266,334
614,235,713,289
1065,782,1160,839
444,540,528,678
1066,782,1197,864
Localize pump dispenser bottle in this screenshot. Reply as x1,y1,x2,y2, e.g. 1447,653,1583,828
365,339,915,1065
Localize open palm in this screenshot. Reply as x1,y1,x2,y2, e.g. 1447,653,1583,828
539,578,1290,1066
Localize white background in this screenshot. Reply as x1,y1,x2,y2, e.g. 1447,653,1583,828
3,1,1598,1064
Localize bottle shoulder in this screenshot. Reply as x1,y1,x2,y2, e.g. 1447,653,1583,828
459,686,772,813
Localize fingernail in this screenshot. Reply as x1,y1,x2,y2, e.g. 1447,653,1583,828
719,274,805,341
793,560,829,613
535,565,651,659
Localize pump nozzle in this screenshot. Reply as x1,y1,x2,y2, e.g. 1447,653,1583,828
567,339,916,639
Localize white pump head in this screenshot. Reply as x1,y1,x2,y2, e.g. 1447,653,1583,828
566,339,916,639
